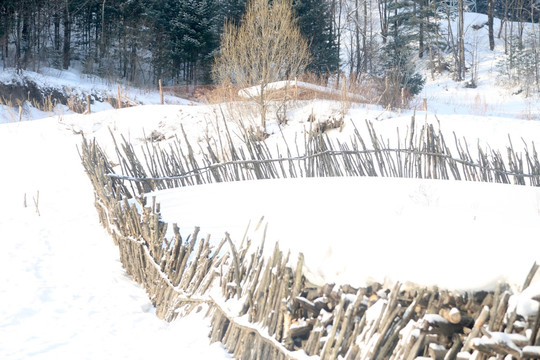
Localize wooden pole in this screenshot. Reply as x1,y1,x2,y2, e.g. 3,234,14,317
86,95,91,114
159,79,164,105
117,85,122,109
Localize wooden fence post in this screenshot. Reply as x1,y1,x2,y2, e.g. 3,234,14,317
117,85,122,109
87,95,91,114
159,79,164,105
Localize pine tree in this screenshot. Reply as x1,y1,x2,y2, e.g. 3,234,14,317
293,0,339,76
145,0,183,82
172,0,220,84
380,0,425,107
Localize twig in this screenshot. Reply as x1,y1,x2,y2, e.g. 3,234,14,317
33,190,40,216
225,232,242,299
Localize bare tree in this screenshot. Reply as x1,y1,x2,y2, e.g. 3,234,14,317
345,0,374,77
213,0,311,129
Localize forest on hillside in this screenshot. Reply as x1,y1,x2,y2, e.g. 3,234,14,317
0,0,539,91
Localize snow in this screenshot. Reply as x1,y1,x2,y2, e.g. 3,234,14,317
0,118,230,359
239,80,367,102
0,67,193,124
365,299,387,323
471,331,522,355
2,91,540,359
508,281,540,320
1,10,540,359
150,175,540,290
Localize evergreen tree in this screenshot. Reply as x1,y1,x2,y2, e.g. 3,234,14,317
293,0,339,76
380,0,425,106
145,0,181,82
171,0,220,84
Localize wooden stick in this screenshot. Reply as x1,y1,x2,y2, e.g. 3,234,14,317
86,95,91,114
462,306,490,352
33,190,40,216
159,79,164,105
225,232,242,299
117,85,122,109
523,262,539,291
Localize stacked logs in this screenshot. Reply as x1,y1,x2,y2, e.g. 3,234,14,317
209,269,540,360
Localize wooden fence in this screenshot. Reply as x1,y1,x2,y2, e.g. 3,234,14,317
104,117,540,196
79,118,540,360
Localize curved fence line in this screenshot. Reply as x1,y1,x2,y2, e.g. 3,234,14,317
79,118,540,360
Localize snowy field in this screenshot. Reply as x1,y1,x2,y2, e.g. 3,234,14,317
1,11,540,360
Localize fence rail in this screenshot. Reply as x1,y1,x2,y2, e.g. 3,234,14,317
107,147,540,182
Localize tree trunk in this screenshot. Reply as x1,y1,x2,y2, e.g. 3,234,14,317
532,0,540,91
54,11,60,51
418,1,424,58
120,21,127,79
15,11,21,71
63,3,71,70
516,0,525,46
457,0,465,81
501,0,510,53
335,0,342,85
21,7,30,70
354,0,361,76
130,38,137,82
362,0,367,72
488,0,494,51
100,0,106,59
378,0,388,44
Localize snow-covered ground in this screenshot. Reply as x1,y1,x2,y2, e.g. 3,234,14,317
2,11,540,360
2,99,540,358
0,66,193,124
0,117,231,359
150,175,540,291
